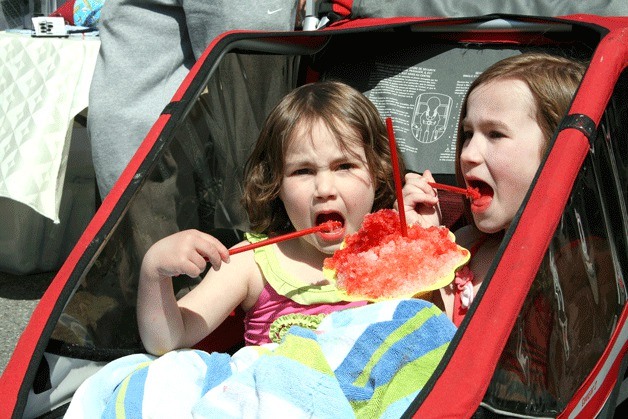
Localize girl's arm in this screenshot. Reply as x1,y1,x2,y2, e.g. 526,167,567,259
396,170,442,228
137,230,254,355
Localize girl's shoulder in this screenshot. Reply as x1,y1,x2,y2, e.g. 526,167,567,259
220,239,265,310
228,239,261,267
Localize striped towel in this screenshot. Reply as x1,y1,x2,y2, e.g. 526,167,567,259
65,299,456,418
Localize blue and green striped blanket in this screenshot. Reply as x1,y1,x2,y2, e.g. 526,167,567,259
65,299,456,418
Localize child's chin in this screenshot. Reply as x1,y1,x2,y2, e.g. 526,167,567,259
475,219,507,235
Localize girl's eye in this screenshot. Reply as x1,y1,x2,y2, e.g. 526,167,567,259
462,130,473,142
292,168,312,176
488,130,506,139
337,162,355,171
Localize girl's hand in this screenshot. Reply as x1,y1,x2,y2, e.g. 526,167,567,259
395,170,441,228
141,229,230,282
137,230,239,355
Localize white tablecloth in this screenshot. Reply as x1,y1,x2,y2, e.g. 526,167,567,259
0,31,100,222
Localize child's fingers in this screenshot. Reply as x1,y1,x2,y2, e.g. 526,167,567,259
404,172,438,196
165,231,230,276
401,171,442,228
195,234,230,271
422,169,436,184
403,187,439,206
403,177,439,206
176,258,206,278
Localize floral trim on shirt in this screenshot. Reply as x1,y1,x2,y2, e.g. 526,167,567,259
268,313,326,344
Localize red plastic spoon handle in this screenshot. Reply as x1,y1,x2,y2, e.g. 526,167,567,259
228,220,341,255
428,182,480,200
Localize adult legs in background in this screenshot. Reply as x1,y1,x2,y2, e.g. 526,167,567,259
88,0,300,198
73,0,301,349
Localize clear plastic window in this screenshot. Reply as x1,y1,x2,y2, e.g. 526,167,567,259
50,53,298,353
484,70,628,416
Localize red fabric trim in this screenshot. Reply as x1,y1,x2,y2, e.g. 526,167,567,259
97,117,172,231
172,30,328,103
172,30,278,103
171,33,229,102
562,14,628,31
558,307,628,418
323,14,627,34
0,116,170,417
436,32,563,45
413,129,591,418
2,14,627,417
569,32,628,124
413,19,628,417
331,0,353,18
326,16,444,30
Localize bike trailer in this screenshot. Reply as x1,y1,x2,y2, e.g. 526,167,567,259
1,9,628,418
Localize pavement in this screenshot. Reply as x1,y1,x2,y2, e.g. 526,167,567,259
0,114,95,378
0,270,53,376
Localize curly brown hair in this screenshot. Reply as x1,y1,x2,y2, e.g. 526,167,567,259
242,80,404,235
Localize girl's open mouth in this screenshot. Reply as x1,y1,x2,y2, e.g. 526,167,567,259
467,180,494,213
315,212,346,240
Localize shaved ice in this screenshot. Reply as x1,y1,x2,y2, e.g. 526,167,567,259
324,209,470,300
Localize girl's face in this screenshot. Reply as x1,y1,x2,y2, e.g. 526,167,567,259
279,119,375,254
460,78,545,234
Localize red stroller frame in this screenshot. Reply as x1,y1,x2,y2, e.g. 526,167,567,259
1,13,628,419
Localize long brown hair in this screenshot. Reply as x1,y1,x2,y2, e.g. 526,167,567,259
242,80,403,235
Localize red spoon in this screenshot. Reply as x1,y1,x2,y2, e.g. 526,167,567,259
228,220,342,255
428,182,480,200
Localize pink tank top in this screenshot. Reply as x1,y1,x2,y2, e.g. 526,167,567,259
244,282,365,345
242,233,366,346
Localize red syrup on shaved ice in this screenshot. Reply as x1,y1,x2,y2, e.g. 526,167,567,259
323,209,470,300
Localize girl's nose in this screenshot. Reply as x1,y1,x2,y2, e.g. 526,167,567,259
460,135,483,165
314,171,337,198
